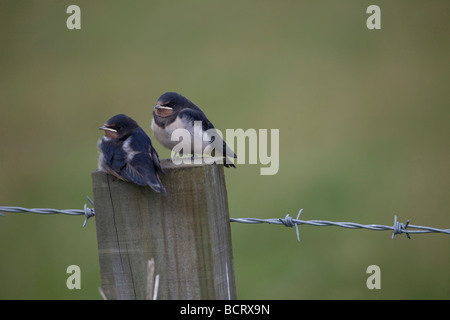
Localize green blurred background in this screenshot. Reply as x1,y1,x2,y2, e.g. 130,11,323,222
0,0,449,299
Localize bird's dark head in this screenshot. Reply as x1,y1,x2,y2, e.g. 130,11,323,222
99,114,138,140
154,92,190,118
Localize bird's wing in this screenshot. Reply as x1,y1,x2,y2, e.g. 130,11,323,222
120,158,149,186
122,153,166,195
179,108,215,132
179,108,237,163
149,144,165,175
122,130,166,195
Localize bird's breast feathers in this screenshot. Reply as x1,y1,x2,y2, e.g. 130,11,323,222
151,116,189,149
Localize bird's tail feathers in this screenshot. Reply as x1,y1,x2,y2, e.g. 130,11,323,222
147,175,167,196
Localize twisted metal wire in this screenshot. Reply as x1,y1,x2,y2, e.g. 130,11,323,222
1,202,449,243
230,209,450,243
0,197,95,227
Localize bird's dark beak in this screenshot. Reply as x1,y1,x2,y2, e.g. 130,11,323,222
99,125,117,133
154,104,173,117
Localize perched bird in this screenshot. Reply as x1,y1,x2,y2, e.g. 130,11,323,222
97,114,166,195
151,92,237,167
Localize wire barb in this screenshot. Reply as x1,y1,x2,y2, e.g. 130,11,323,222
278,209,303,243
83,196,95,227
391,215,410,240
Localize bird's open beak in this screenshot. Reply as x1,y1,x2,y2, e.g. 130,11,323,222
154,104,173,117
154,104,173,111
99,125,117,133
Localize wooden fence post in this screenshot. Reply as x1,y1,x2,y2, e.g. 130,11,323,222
91,159,236,300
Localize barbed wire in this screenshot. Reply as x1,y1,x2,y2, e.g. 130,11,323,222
0,197,95,227
0,202,449,243
231,209,450,243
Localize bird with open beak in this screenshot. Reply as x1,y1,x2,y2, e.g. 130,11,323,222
98,114,166,195
151,92,237,167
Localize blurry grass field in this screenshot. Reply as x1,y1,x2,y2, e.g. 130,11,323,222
0,0,449,299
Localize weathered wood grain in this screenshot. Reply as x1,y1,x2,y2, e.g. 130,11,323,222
92,159,236,300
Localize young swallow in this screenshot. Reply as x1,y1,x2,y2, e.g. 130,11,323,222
98,114,167,195
151,92,237,168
